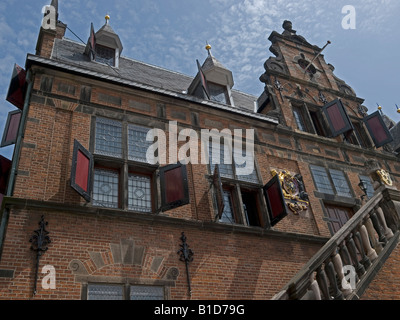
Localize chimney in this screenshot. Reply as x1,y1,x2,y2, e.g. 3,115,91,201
35,0,66,58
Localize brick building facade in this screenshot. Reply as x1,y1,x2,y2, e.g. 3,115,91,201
0,2,399,300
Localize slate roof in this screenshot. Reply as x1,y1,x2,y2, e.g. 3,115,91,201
49,37,261,114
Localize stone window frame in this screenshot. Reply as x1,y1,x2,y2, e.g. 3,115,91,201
90,116,159,212
95,44,116,67
207,141,267,228
290,101,329,137
80,278,173,300
310,164,354,199
346,117,374,149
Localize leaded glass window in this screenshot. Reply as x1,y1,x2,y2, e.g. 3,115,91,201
293,106,307,132
310,165,334,195
208,142,234,179
88,284,123,300
128,124,154,164
329,169,352,197
219,190,235,224
95,44,116,66
93,169,119,208
208,82,230,105
311,165,353,198
128,174,152,213
130,285,164,300
95,117,123,158
87,284,164,300
234,148,258,183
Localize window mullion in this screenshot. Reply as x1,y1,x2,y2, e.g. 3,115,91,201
122,122,128,210
122,161,128,211
327,169,338,196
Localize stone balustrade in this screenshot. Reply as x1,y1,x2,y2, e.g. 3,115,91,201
272,185,400,300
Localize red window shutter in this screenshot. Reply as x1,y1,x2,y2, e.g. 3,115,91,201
160,163,189,212
6,64,27,110
71,140,93,202
89,22,96,60
213,164,225,219
363,111,393,148
197,59,210,100
0,155,12,195
1,110,22,147
322,99,353,137
263,175,288,227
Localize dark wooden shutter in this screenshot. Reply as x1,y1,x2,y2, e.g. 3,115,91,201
71,140,93,202
89,22,96,60
322,99,353,137
160,163,189,212
263,175,288,227
363,111,393,148
197,59,210,100
6,64,27,110
213,164,225,219
1,110,22,147
0,155,12,195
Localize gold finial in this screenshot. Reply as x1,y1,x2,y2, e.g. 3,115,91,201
377,103,382,111
105,14,110,24
205,42,212,55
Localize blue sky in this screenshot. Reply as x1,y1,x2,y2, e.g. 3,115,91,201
0,0,399,160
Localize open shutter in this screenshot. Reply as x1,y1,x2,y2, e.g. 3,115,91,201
263,174,288,227
363,111,393,148
89,22,97,60
6,64,27,110
213,164,225,219
0,155,12,195
1,110,22,147
160,163,189,212
71,140,93,202
197,59,210,100
322,99,353,137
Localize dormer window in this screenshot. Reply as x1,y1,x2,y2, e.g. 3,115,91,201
188,45,235,107
208,82,230,105
95,44,115,66
85,16,123,69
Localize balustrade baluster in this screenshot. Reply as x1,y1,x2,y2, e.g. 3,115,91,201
332,252,353,297
339,241,359,283
346,234,365,277
353,230,371,270
309,274,321,300
376,206,394,240
359,224,378,261
325,259,344,300
370,210,387,246
316,266,331,300
364,217,383,254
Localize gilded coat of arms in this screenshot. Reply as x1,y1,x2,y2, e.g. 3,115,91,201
271,170,309,214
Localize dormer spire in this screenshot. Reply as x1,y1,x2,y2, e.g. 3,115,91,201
50,0,59,20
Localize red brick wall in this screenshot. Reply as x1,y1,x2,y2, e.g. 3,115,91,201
362,243,400,300
0,208,322,300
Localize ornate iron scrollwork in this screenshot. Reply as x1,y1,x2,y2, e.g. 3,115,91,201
30,215,51,296
177,232,194,296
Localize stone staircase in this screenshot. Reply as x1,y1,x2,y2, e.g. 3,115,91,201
272,185,400,300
